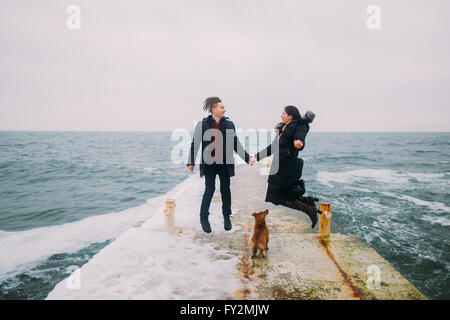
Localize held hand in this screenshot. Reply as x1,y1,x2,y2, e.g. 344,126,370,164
187,165,194,172
294,140,303,150
249,156,257,166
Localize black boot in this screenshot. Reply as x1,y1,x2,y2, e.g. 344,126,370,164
285,199,318,228
299,196,318,206
224,215,232,231
299,196,322,214
200,216,212,233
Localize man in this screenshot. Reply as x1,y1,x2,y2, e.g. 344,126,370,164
187,97,251,233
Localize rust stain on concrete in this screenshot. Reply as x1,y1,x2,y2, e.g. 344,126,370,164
317,235,364,300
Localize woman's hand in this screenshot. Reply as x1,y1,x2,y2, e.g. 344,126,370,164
187,165,194,172
294,140,303,149
249,156,257,166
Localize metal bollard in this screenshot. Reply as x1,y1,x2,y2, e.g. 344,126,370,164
319,203,331,243
164,199,176,233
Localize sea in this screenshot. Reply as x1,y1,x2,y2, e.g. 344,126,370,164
0,131,448,299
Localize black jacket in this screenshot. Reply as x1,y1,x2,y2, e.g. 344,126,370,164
187,115,250,177
255,119,310,205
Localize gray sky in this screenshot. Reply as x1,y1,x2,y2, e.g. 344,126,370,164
1,0,449,132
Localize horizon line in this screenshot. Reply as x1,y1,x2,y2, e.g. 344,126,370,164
0,130,449,133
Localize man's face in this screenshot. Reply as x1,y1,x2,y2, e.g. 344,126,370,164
211,102,226,119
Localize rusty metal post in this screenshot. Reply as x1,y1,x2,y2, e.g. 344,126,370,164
319,203,331,243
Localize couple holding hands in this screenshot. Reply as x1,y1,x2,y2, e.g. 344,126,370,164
187,97,320,233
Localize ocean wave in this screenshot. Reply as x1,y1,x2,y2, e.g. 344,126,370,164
349,187,372,193
0,161,14,170
413,150,444,154
420,215,450,227
429,140,450,146
314,155,374,162
0,175,194,281
0,240,112,300
399,195,450,213
379,192,450,213
316,169,446,187
407,172,446,180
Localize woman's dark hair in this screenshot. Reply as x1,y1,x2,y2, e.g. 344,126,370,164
284,105,301,120
203,97,222,112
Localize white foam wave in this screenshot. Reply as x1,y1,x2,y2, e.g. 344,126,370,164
407,172,445,180
349,187,372,193
380,192,450,213
0,176,194,280
421,215,450,227
400,195,450,213
317,169,447,187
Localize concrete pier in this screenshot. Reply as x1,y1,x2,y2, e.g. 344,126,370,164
47,164,426,300
194,165,426,300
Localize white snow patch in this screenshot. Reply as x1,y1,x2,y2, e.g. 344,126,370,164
46,175,243,299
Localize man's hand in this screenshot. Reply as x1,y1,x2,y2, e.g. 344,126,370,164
249,157,257,166
187,165,194,172
294,140,303,150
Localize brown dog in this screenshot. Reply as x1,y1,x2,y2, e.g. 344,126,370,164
251,210,269,258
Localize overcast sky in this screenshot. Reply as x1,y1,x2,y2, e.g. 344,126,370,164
0,0,449,132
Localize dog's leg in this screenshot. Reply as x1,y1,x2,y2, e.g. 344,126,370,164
251,246,257,259
260,249,266,258
258,244,266,258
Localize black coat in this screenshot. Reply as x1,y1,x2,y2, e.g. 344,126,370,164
187,115,250,177
255,119,310,205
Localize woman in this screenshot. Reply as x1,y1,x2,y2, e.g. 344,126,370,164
250,105,320,228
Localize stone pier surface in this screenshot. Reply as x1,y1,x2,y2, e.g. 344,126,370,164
47,164,426,300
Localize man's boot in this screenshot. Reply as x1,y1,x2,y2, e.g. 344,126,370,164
285,199,318,228
200,214,212,233
224,215,232,231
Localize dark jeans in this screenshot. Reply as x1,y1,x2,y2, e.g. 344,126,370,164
200,164,231,220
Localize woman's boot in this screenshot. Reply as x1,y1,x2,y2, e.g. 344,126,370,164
298,196,322,214
284,199,318,228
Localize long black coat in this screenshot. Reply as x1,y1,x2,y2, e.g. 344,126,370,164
187,115,250,177
255,119,310,205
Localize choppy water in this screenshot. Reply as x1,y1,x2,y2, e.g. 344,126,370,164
302,132,450,300
0,131,449,299
0,131,188,299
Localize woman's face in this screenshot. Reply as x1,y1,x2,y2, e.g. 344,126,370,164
281,109,293,124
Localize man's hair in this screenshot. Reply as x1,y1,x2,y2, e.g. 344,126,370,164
203,97,222,112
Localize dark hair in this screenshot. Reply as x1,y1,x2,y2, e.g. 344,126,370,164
203,97,222,112
284,105,301,120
